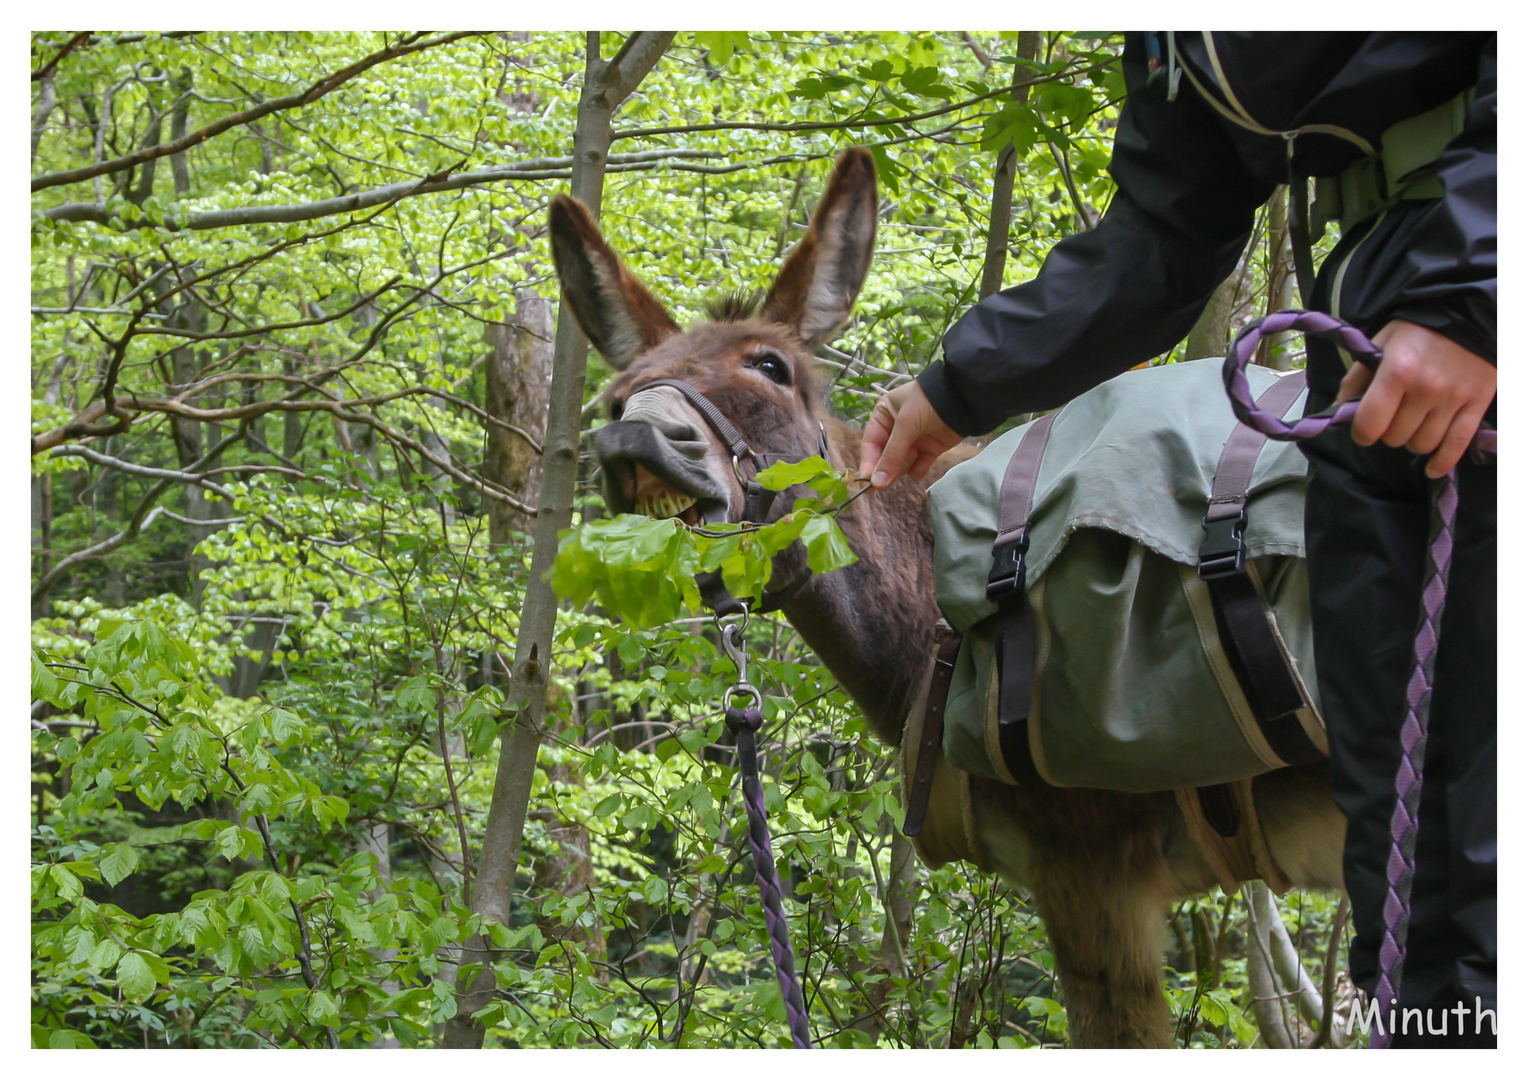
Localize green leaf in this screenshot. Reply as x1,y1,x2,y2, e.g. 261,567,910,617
266,708,307,746
31,652,59,702
47,1028,97,1049
87,937,122,972
306,989,340,1025
693,31,749,66
800,515,858,574
98,842,140,886
900,65,953,98
216,825,249,861
48,864,83,902
116,952,157,1002
616,634,645,666
756,455,834,492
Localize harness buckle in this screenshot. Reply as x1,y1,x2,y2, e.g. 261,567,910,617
986,533,1029,603
1198,509,1249,579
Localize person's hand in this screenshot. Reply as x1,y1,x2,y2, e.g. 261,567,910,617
858,380,963,488
1335,319,1495,478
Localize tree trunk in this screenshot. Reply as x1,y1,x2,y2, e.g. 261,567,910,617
170,70,192,196
484,294,553,538
1244,881,1323,1047
360,822,401,1047
164,294,218,610
443,30,675,1049
1257,186,1298,370
978,32,1041,300
32,74,56,166
1183,270,1240,361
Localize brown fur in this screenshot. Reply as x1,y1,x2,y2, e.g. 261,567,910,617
551,149,1346,1048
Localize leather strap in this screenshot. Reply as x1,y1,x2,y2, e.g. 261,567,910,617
988,412,1059,786
902,624,961,837
994,412,1057,546
1199,372,1325,766
1205,371,1308,525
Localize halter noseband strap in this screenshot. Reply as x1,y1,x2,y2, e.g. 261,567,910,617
635,377,832,525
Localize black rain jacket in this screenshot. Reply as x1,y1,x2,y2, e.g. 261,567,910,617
921,32,1496,436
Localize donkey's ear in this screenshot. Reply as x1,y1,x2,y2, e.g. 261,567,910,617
548,195,680,369
760,148,878,351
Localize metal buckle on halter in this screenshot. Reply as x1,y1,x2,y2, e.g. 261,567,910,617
1197,509,1248,579
986,533,1029,603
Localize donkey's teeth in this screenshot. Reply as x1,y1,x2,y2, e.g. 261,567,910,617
636,490,697,521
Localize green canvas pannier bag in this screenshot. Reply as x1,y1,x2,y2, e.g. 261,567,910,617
927,357,1327,793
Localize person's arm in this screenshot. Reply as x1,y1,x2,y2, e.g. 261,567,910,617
1377,35,1495,364
1336,36,1495,479
918,35,1276,437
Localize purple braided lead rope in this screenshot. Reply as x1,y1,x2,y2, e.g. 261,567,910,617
1223,310,1494,1049
728,705,814,1048
1367,473,1457,1048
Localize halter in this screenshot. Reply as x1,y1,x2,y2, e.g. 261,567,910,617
632,377,832,615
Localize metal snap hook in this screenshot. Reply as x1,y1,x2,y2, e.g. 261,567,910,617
719,618,749,684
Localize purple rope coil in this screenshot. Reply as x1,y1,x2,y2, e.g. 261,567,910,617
1223,309,1380,439
1223,310,1493,1049
728,705,814,1049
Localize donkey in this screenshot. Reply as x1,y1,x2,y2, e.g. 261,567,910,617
549,148,1347,1048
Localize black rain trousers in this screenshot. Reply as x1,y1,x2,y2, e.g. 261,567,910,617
1303,273,1496,1048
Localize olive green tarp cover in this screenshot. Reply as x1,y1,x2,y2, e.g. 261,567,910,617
928,358,1321,791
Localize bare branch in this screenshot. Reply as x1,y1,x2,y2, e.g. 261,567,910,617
961,32,994,71
31,430,242,603
50,443,302,484
32,32,92,82
131,276,403,340
611,60,1112,142
32,31,479,192
603,32,678,105
39,149,715,231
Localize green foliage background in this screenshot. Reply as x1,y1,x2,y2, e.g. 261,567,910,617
31,30,1347,1049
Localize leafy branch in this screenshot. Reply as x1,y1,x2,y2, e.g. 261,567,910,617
32,31,479,192
552,457,861,628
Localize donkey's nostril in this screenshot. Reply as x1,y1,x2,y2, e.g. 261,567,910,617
657,421,702,444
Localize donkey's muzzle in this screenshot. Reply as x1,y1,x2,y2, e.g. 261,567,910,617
594,420,730,520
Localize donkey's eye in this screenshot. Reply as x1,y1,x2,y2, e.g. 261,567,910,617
751,353,792,386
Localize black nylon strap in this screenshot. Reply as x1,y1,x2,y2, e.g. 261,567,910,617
995,412,1058,543
1207,572,1324,764
1197,781,1241,838
1200,371,1324,766
1286,175,1317,308
640,378,754,460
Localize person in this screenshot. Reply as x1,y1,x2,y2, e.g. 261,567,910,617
860,33,1496,1047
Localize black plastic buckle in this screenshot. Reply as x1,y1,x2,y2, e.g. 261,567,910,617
986,533,1029,603
1198,510,1248,580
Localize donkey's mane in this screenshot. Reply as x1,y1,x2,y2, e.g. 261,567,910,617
702,289,763,323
